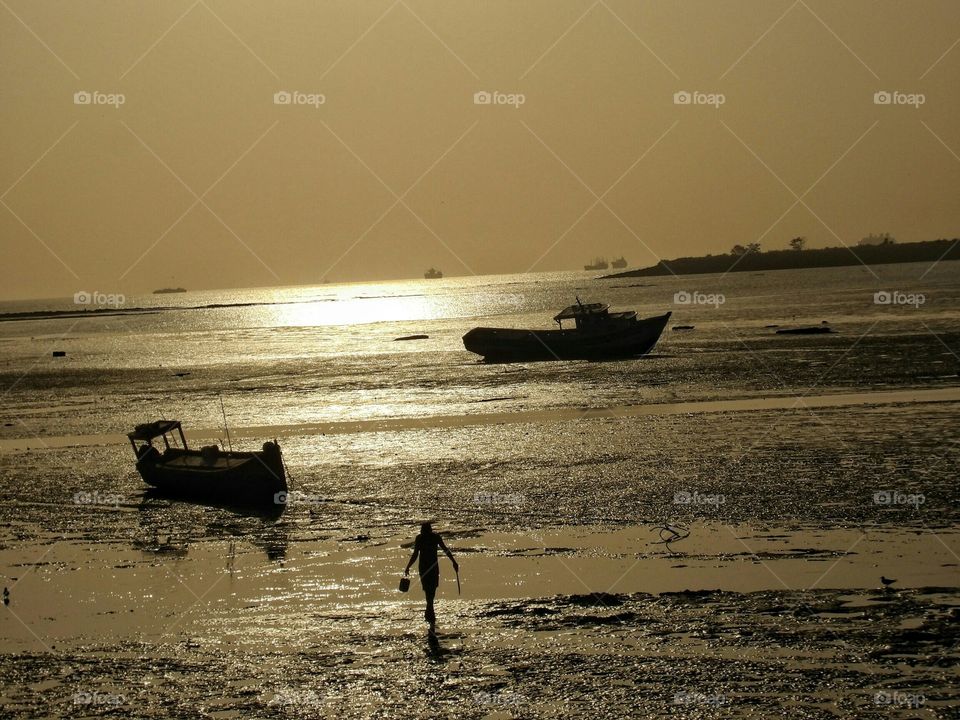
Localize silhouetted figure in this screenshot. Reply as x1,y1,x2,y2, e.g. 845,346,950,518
881,576,897,588
404,522,458,634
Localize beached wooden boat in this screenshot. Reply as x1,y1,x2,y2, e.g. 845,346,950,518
463,301,671,362
128,420,287,505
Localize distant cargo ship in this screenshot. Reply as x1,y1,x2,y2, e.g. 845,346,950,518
424,268,443,279
153,287,186,294
584,258,609,271
611,256,627,269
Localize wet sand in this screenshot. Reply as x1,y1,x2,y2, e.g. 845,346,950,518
2,387,958,717
2,523,958,717
3,385,959,453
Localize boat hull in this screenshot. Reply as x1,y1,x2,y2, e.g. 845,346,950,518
136,443,287,506
463,312,671,362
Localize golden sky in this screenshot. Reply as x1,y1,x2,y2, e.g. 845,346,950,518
1,0,958,299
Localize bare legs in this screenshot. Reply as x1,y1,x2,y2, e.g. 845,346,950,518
424,583,437,633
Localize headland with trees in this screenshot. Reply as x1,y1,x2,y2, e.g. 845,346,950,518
600,235,959,278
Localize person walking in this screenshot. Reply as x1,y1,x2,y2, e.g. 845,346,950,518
404,522,458,634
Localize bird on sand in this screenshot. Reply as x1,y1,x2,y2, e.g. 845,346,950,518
880,576,897,588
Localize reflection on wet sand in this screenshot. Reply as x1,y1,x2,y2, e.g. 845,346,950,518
136,491,288,562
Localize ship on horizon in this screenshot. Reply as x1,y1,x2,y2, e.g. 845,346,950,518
611,256,627,269
584,257,609,271
424,268,443,279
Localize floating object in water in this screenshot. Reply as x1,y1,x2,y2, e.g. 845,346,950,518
463,299,670,362
881,576,897,588
672,325,695,331
52,351,66,357
153,287,186,294
128,419,287,506
395,335,428,341
776,326,834,335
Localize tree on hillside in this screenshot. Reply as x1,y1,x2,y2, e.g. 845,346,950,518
789,236,806,251
746,242,761,254
730,244,747,256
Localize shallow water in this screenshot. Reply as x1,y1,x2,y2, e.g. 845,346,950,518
2,261,958,439
1,263,958,717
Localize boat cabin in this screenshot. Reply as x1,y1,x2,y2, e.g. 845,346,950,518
128,419,187,457
553,301,637,330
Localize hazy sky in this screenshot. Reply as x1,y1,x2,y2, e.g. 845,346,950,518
1,0,958,299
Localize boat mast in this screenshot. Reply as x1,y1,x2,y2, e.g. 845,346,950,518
219,393,233,454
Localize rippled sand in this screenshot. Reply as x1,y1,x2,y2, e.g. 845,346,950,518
2,583,956,718
2,388,959,718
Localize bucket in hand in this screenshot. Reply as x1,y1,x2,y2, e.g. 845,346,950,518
398,576,410,593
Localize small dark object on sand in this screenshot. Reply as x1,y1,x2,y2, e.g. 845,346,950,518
3,587,8,605
172,372,191,377
395,335,429,341
776,326,834,335
52,350,66,357
881,576,897,588
672,325,695,331
765,324,780,328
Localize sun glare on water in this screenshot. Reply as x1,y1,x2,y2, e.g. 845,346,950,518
271,283,458,328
